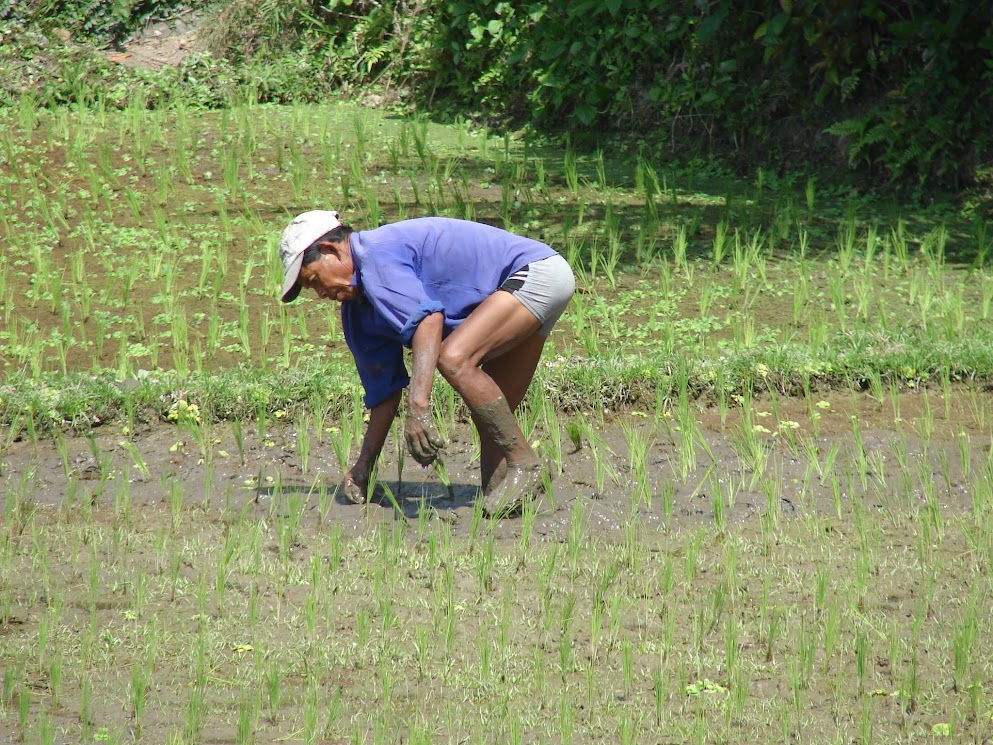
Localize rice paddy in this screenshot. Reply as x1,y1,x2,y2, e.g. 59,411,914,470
1,93,993,743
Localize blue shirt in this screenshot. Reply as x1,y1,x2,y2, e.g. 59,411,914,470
341,217,557,407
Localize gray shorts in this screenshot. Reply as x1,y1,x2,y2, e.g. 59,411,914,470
499,254,575,336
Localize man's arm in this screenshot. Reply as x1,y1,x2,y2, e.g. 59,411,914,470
405,312,445,465
408,312,443,410
343,390,401,503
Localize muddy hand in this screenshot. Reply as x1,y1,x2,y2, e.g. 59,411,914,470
405,409,444,466
343,461,371,504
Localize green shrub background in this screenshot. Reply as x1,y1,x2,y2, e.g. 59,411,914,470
5,0,992,197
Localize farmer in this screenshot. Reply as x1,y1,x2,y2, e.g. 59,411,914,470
278,211,575,517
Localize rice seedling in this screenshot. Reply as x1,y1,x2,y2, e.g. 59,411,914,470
564,498,588,581
129,659,149,738
950,593,979,694
621,419,654,511
183,681,208,743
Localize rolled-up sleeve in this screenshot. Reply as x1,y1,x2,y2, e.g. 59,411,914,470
359,248,445,347
398,299,445,345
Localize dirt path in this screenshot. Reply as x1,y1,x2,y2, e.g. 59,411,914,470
104,10,204,69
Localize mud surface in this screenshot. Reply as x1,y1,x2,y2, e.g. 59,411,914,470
2,389,989,539
3,388,993,744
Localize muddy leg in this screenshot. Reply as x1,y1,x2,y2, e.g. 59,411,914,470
467,396,545,516
472,410,507,495
436,291,548,515
474,334,546,493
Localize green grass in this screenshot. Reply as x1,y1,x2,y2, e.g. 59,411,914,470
0,97,991,432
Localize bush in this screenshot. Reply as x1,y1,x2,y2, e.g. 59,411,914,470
0,0,205,44
5,0,991,196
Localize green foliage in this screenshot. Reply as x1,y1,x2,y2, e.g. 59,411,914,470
3,0,991,194
962,167,993,220
436,1,718,129
203,0,438,91
0,21,328,109
1,0,201,43
770,1,993,192
424,0,993,192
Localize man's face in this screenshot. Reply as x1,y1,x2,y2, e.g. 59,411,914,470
298,245,359,302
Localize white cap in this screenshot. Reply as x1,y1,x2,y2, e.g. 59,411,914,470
278,210,342,302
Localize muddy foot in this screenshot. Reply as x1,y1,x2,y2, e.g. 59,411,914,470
482,463,546,518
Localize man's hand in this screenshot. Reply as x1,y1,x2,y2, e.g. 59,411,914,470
404,409,444,466
343,460,372,504
340,391,401,505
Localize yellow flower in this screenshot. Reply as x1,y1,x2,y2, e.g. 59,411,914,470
168,399,201,424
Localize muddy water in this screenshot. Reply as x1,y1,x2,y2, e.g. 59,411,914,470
2,389,990,541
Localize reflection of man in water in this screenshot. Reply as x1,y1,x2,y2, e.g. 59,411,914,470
278,211,575,517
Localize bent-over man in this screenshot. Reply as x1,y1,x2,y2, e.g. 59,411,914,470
278,211,575,517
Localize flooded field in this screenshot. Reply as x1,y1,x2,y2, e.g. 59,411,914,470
3,388,993,743
2,97,993,742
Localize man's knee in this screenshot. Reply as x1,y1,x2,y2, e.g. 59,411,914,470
437,342,476,383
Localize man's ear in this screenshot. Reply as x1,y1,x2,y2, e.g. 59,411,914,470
316,240,344,259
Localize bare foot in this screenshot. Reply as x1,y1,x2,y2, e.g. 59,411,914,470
481,463,545,518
